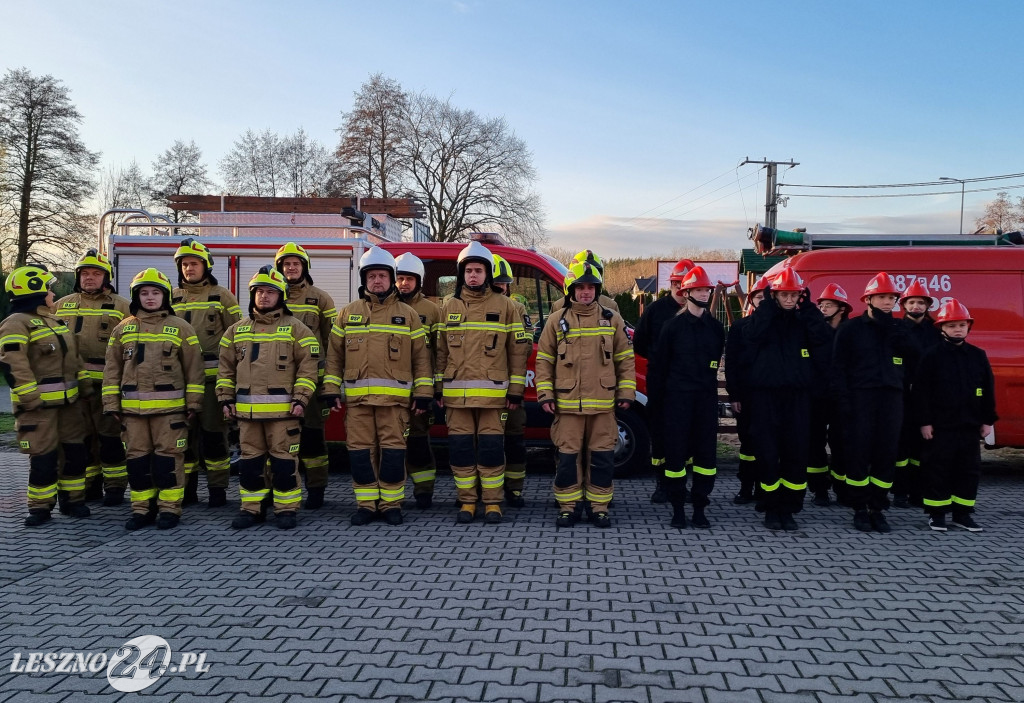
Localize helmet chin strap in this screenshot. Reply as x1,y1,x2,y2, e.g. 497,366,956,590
868,303,892,320
689,296,711,309
905,311,925,320
941,330,966,345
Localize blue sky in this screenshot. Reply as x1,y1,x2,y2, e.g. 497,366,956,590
3,0,1022,257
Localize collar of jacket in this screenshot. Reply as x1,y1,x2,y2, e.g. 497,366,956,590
252,308,285,324
286,279,309,298
570,300,598,315
400,289,423,305
360,287,399,306
182,279,211,293
459,287,492,302
78,290,112,303
136,309,170,323
681,308,707,323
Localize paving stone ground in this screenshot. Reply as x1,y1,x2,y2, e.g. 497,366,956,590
1,451,1023,702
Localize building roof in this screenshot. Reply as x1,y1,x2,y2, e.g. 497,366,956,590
633,276,657,294
740,248,788,274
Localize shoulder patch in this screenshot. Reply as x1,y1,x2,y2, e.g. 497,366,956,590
347,314,364,324
447,313,462,324
515,330,530,343
61,301,77,309
208,295,221,302
306,298,317,305
163,325,179,335
486,312,500,322
392,316,406,325
123,323,138,332
277,326,292,334
238,324,252,333
30,319,43,326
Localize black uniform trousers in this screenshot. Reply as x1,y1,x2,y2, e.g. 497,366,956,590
843,388,902,512
807,396,831,496
734,402,757,490
662,390,718,509
920,425,981,516
748,388,810,514
893,398,924,502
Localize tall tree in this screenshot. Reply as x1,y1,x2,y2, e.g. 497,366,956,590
219,128,284,197
281,128,331,197
97,160,151,235
0,68,100,268
150,139,213,222
974,191,1022,233
400,93,545,247
334,73,410,198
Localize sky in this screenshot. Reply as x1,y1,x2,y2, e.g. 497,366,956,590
3,0,1023,258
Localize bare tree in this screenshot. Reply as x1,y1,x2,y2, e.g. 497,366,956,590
974,191,1020,233
334,73,410,198
0,68,100,268
400,93,545,247
281,128,331,197
96,160,152,235
151,139,213,222
219,128,286,197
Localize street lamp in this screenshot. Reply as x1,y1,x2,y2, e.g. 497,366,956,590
940,177,965,234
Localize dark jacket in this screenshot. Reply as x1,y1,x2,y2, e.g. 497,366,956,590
648,308,724,404
832,310,917,398
742,296,832,391
724,315,752,402
632,294,683,359
912,338,997,430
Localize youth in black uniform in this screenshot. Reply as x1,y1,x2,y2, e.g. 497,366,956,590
741,269,831,531
892,280,942,509
648,266,724,529
633,258,692,503
832,272,916,533
912,299,996,532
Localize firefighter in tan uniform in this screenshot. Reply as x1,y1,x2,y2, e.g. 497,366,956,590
549,250,620,314
55,250,132,506
275,242,337,510
536,261,636,528
0,265,90,526
171,238,241,507
323,247,433,525
103,269,205,530
395,252,442,509
492,254,532,507
436,242,531,525
218,266,320,531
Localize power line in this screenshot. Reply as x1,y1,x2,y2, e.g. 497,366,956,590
622,166,737,224
780,171,1024,190
785,183,1024,199
627,169,761,227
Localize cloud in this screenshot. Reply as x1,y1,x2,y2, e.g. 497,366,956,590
547,209,975,258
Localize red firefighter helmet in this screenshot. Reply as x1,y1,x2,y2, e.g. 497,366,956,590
770,267,805,293
935,298,973,324
679,265,713,291
861,272,900,302
816,282,851,309
900,278,933,305
668,258,696,283
750,276,771,296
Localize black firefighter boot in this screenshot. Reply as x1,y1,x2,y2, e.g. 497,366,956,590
183,472,200,507
304,486,325,510
650,471,669,504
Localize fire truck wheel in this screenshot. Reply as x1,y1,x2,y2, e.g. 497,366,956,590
614,407,651,479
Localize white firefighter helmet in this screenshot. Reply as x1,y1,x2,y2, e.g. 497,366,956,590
395,252,425,283
359,246,397,285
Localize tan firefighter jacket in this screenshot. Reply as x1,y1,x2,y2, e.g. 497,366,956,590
323,288,433,406
401,290,442,373
435,287,530,408
102,310,205,416
172,280,241,382
217,308,320,419
0,307,85,412
55,289,131,385
535,300,636,414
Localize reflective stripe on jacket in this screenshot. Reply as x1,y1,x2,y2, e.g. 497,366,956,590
323,289,432,406
0,308,83,412
217,309,320,419
535,300,635,414
55,291,132,382
435,287,531,408
172,281,241,380
102,310,205,415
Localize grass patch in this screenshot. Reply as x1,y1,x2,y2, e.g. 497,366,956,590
717,440,738,462
0,414,14,433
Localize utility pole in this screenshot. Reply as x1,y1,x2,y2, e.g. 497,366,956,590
740,158,799,229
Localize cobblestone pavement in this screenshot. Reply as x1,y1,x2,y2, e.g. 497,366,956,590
1,452,1023,702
